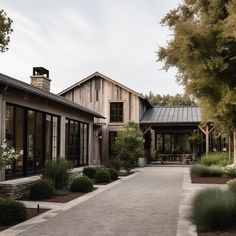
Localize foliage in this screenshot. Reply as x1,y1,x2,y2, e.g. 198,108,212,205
94,169,111,183
158,0,236,135
198,153,230,167
0,139,21,167
191,188,236,230
115,121,144,170
29,179,54,200
71,176,93,193
145,92,196,106
42,159,72,189
227,179,236,193
83,167,97,179
105,168,119,180
191,164,224,177
0,10,13,53
122,160,134,172
224,164,236,177
0,198,26,226
105,158,122,171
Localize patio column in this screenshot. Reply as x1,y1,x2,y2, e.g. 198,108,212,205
234,129,236,164
59,116,66,159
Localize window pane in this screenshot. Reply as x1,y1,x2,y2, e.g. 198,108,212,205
35,112,43,171
110,102,123,123
27,110,35,173
45,115,52,161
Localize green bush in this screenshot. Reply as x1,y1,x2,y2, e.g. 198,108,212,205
105,168,119,180
191,188,236,230
122,160,135,172
71,176,93,192
29,179,54,200
42,159,72,189
198,153,230,167
191,164,223,177
227,179,236,193
105,158,122,171
83,167,97,179
0,198,26,226
94,169,111,183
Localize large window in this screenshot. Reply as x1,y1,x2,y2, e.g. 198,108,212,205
110,102,123,123
5,104,60,179
65,119,89,166
156,133,191,154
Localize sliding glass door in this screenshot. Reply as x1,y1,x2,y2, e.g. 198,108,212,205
5,103,60,179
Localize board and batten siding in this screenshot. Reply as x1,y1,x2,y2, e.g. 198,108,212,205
61,76,148,161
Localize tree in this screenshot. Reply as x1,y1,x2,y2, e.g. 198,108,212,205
0,10,13,53
114,121,144,171
145,92,196,106
157,0,236,161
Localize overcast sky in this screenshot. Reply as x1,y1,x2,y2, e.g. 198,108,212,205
0,0,183,95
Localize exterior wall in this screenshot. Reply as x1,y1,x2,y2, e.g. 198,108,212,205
0,87,96,180
61,76,149,162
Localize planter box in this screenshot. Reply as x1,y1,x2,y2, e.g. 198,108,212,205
138,157,147,167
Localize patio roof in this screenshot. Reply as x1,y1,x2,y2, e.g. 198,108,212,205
140,106,201,125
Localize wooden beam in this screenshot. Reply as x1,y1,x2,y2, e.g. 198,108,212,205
143,126,152,135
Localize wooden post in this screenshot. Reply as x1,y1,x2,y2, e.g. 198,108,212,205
229,136,231,162
206,125,209,154
234,129,236,164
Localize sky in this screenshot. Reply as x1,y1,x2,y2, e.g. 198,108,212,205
0,0,183,95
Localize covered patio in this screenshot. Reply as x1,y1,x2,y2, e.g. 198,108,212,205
140,106,205,164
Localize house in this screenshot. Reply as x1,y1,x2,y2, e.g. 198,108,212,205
59,72,229,163
0,67,104,180
58,72,152,163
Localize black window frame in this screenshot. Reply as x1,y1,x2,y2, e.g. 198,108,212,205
110,102,124,123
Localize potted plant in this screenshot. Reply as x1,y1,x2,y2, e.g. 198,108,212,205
0,139,20,181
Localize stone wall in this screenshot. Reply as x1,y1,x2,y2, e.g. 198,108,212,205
0,167,85,199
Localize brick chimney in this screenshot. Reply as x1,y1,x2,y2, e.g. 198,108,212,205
31,67,51,92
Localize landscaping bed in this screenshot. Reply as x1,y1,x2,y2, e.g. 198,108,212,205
20,188,97,203
0,208,48,232
191,174,231,184
198,226,236,235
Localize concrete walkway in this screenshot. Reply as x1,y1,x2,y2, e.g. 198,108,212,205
15,167,186,236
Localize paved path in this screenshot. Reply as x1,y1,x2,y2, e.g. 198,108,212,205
18,167,186,236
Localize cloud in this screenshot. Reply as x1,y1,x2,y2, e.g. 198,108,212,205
0,0,183,95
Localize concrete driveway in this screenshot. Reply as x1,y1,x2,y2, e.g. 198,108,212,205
18,167,186,236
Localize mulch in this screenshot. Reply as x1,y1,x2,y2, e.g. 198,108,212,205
191,174,232,184
0,208,48,232
198,225,236,236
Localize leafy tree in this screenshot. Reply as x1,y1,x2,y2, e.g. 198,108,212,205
145,92,196,106
0,10,13,53
157,0,236,136
114,121,144,170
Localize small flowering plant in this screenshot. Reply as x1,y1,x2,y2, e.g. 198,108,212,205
224,164,236,178
0,139,20,167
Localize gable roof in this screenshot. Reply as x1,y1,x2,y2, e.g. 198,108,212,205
58,71,152,107
140,106,201,125
0,73,105,119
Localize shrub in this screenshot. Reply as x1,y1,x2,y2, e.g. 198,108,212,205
227,179,236,193
94,169,111,183
83,167,97,179
42,159,72,189
71,176,93,192
191,188,236,230
29,179,54,200
122,160,135,172
191,164,223,177
105,158,122,171
198,153,230,167
224,164,236,178
0,198,26,226
105,168,119,180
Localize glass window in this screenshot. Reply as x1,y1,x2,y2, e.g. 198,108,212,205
45,115,52,161
52,116,58,161
35,112,43,172
110,102,123,123
27,110,35,174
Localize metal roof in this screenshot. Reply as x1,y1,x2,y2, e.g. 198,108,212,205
0,73,105,119
140,106,201,124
